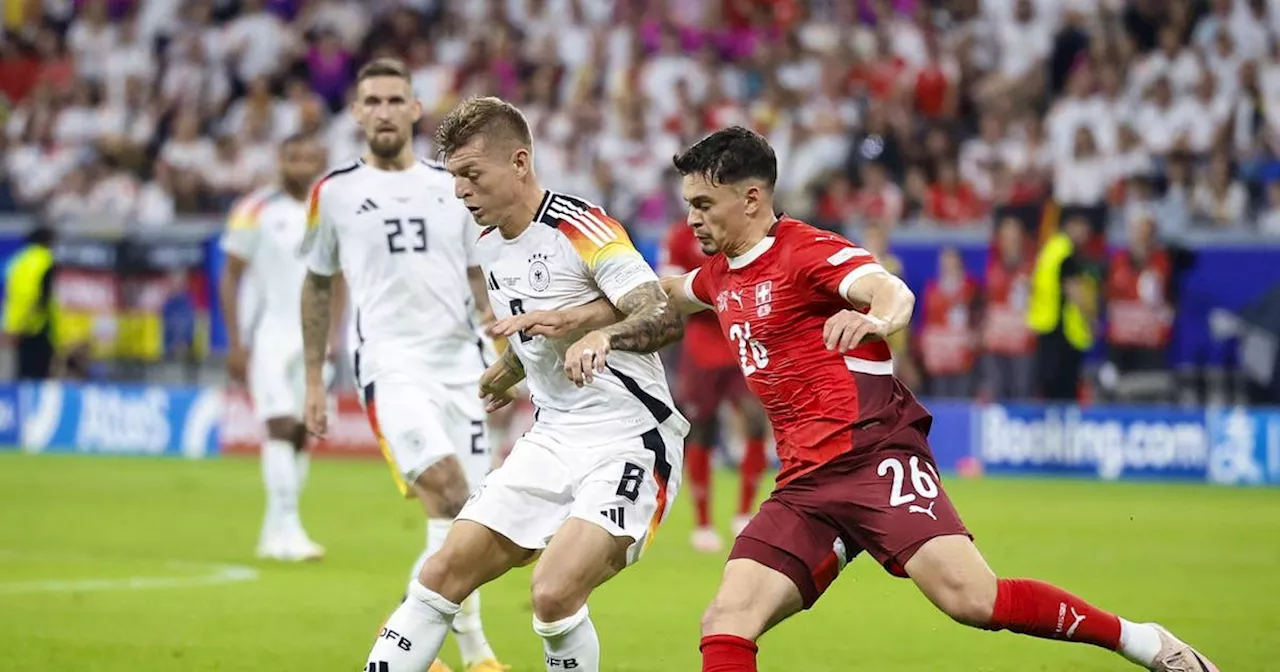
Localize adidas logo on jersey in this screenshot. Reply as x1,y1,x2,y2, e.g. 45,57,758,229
600,506,626,528
356,198,379,214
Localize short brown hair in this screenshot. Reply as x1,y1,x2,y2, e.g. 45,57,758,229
356,57,411,84
435,96,533,157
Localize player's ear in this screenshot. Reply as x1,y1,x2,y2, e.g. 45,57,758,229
742,183,761,217
410,97,423,124
511,147,532,178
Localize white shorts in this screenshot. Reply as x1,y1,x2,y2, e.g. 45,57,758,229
360,379,491,498
249,346,304,422
456,425,684,565
249,346,335,422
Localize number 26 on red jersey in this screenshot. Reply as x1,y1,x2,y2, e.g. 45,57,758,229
728,321,769,376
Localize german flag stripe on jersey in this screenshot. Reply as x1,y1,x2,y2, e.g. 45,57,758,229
543,194,637,268
306,161,360,230
227,189,276,231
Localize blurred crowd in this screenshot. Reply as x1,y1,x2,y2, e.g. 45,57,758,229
6,0,1280,235
1,0,1277,401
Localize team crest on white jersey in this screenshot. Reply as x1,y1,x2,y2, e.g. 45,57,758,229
528,253,552,292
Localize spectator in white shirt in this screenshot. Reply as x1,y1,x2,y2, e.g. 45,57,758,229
102,18,155,107
1111,123,1155,185
1130,25,1204,98
66,0,118,83
960,113,1018,200
223,0,291,84
44,167,93,226
987,0,1052,100
159,109,215,208
201,135,255,207
1176,72,1234,155
52,81,103,148
1054,126,1110,206
1192,152,1250,228
135,163,178,228
1132,77,1182,156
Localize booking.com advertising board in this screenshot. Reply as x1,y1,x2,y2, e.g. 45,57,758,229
3,381,1280,487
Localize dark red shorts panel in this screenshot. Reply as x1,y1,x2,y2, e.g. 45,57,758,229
731,425,970,608
676,363,749,422
728,499,854,609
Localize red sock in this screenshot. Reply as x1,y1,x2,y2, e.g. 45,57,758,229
700,634,757,672
686,443,712,528
986,578,1121,651
738,438,765,515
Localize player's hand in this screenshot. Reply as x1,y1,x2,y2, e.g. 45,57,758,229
303,382,328,437
823,310,889,352
489,309,577,340
564,330,611,387
226,344,249,386
478,361,518,412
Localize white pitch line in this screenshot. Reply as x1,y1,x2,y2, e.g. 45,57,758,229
0,561,259,595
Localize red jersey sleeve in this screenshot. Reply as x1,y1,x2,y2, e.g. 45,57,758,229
789,226,888,301
685,261,718,310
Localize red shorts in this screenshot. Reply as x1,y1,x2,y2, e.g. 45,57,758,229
729,424,970,609
676,362,750,423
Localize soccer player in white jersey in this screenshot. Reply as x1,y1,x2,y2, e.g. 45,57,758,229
360,96,689,672
299,60,506,672
219,134,337,562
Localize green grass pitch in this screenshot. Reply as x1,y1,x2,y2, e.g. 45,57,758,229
1,452,1276,671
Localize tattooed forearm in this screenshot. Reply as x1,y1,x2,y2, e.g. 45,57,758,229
301,271,333,385
600,281,685,353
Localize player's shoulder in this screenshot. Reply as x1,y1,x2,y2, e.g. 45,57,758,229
227,186,284,228
776,216,869,261
414,157,454,189
536,190,627,244
309,160,365,200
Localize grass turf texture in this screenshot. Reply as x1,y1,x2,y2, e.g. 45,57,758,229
0,452,1275,671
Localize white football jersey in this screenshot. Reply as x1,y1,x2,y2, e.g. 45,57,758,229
302,158,485,387
220,186,309,350
477,191,689,446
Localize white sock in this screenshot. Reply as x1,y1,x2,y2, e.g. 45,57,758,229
261,439,301,536
1118,619,1162,667
532,605,599,672
295,448,310,494
453,590,497,666
366,581,458,672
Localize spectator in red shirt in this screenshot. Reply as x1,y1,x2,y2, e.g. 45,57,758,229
926,161,984,224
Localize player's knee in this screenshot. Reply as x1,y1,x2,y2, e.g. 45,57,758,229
932,575,997,627
700,592,763,639
529,574,588,623
418,546,473,604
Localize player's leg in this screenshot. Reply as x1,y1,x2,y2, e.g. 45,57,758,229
700,491,849,672
905,535,1219,670
436,383,505,672
733,388,768,536
677,361,722,552
367,433,568,672
367,520,532,672
251,350,320,560
530,426,683,671
686,415,721,552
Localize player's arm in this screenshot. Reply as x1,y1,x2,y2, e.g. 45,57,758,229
806,237,916,352
218,196,263,385
660,273,713,315
299,179,342,434
597,280,685,353
488,298,623,341
478,344,525,412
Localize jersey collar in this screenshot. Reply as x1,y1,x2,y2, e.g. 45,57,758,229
726,216,782,270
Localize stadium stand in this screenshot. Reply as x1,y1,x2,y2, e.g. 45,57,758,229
2,0,1280,403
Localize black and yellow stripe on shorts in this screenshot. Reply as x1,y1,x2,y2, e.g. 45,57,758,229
363,383,414,498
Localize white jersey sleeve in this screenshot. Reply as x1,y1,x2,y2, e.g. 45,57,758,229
302,173,341,277
546,196,657,304
220,190,269,261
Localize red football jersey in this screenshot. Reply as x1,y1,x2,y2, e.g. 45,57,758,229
687,218,930,485
660,222,737,369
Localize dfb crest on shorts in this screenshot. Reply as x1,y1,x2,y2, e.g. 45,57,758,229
528,253,552,292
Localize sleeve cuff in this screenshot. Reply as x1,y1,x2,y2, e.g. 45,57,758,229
837,263,887,300
683,269,713,309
